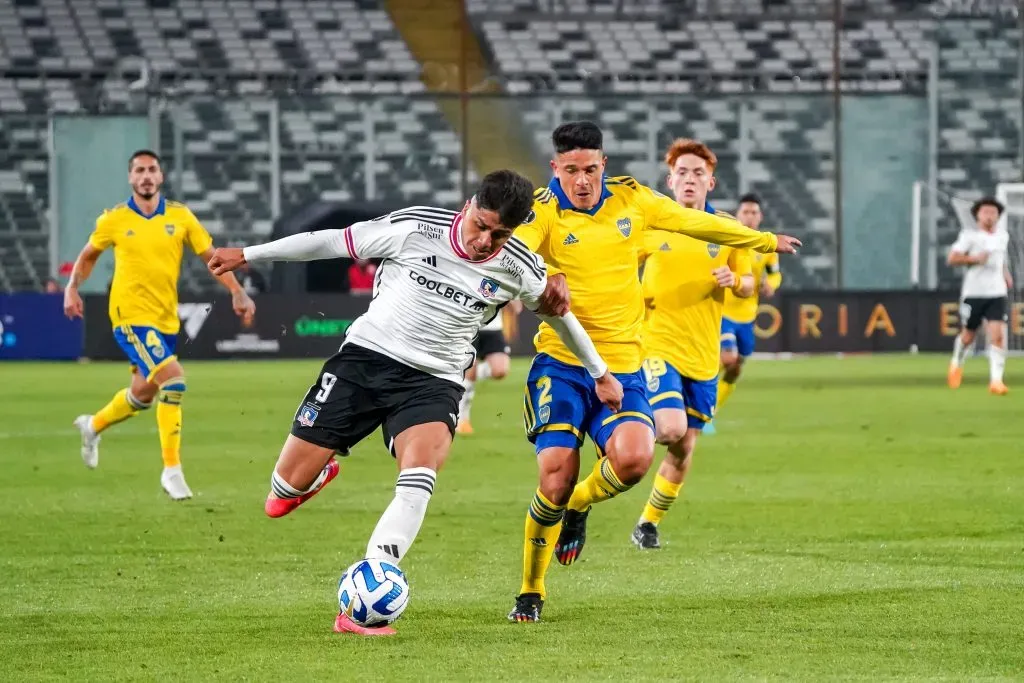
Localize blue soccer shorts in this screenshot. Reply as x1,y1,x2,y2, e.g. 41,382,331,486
721,317,756,358
113,324,178,381
523,353,654,455
642,357,717,430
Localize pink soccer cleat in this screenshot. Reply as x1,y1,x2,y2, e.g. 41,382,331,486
333,612,397,636
264,459,341,518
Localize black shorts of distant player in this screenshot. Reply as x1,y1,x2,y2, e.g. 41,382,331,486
473,330,511,358
960,296,1008,332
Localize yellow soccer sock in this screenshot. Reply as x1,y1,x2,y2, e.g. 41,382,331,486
91,389,145,433
157,378,186,468
567,457,630,513
520,489,565,598
640,473,683,526
717,378,737,411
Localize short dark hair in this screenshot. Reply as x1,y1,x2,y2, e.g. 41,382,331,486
738,193,762,207
971,196,1004,220
129,149,161,169
475,170,535,228
552,121,603,154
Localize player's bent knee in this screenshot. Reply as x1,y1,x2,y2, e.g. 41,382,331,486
606,425,655,485
655,424,687,447
127,389,153,411
488,355,510,379
394,422,453,471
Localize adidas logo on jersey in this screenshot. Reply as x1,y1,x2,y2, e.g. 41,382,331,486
126,230,134,237
563,233,579,246
421,255,437,267
659,242,670,251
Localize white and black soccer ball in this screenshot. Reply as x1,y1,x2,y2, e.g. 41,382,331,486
337,558,410,626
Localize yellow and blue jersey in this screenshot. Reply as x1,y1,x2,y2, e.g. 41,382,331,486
641,202,752,429
641,205,752,382
89,196,214,335
721,233,781,358
517,177,778,452
723,248,781,324
88,196,213,379
514,176,777,375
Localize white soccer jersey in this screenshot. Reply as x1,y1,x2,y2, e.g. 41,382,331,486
950,228,1010,299
341,206,547,384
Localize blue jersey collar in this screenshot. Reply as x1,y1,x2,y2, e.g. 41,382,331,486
127,195,166,219
548,176,613,216
704,201,716,215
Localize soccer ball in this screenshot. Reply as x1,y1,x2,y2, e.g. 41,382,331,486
337,558,410,626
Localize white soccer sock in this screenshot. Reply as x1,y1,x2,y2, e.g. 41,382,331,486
989,344,1007,383
270,465,330,499
458,379,475,422
475,360,493,382
952,335,972,368
365,467,436,565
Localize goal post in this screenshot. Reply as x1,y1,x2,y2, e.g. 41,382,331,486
908,180,975,290
909,181,1024,354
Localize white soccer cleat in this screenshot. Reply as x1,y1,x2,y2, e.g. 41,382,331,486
161,465,193,500
74,415,100,469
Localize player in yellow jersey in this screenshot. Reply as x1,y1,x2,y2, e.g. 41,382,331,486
63,149,255,500
507,122,801,622
631,139,753,550
716,193,783,422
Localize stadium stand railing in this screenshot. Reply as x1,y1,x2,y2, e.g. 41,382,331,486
0,0,1018,292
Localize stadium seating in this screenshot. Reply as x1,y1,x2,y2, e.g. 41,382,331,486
0,0,1018,292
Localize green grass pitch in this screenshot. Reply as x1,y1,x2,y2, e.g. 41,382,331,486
2,354,1023,680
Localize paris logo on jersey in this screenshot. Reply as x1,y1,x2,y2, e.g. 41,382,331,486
478,277,500,299
297,403,319,427
617,217,632,238
707,243,721,257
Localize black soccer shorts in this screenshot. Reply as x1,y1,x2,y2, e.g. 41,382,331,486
960,296,1008,331
473,330,511,358
291,343,464,456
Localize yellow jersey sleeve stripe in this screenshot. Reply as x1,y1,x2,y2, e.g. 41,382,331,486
599,411,654,428
649,391,684,405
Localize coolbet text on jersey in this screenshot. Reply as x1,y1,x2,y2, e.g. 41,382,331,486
514,176,779,375
90,196,214,335
642,211,752,383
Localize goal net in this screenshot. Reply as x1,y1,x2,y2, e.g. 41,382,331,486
910,181,1024,354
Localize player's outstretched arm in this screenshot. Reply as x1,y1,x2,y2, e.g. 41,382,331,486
63,243,103,319
208,229,353,276
641,185,801,254
537,311,622,412
198,248,255,324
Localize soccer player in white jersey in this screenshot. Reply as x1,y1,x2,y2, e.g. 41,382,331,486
207,170,622,636
456,299,520,434
947,197,1013,395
